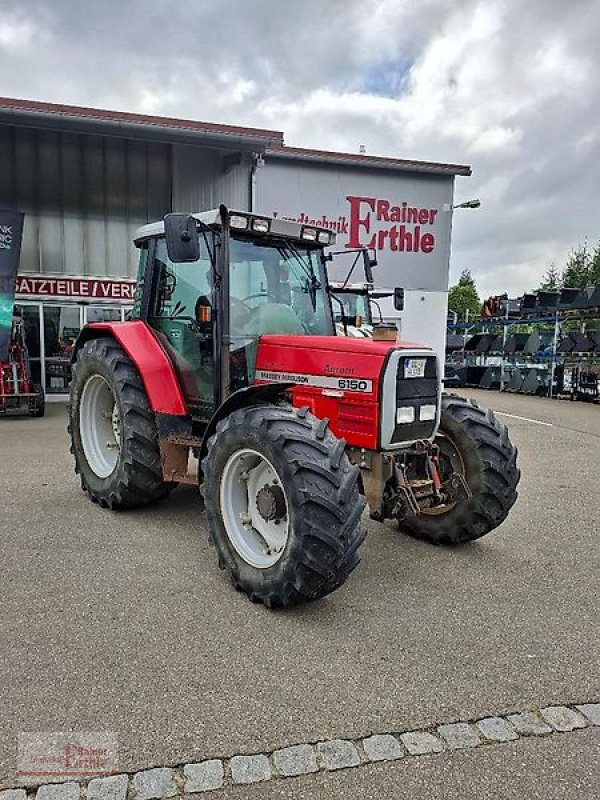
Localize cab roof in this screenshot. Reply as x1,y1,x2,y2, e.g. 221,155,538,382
134,209,337,247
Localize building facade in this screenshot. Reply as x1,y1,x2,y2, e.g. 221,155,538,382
0,97,470,398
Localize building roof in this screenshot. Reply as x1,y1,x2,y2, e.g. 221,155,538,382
266,145,471,177
0,97,471,176
0,96,284,149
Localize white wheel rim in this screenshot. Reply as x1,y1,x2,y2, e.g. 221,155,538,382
219,448,290,569
79,374,121,478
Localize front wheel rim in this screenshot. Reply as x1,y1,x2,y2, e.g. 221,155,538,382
219,448,290,569
79,374,121,478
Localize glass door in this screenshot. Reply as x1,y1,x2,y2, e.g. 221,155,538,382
14,302,43,388
43,304,82,394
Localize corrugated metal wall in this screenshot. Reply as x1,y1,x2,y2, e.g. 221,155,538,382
0,125,172,278
172,146,250,213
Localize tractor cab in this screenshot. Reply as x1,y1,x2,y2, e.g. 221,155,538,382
133,207,342,419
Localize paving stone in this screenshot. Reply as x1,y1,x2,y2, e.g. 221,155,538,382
35,783,80,800
132,767,177,799
317,739,360,771
476,716,519,742
575,704,600,726
0,791,27,800
229,755,271,785
438,723,481,749
36,784,80,800
272,745,318,777
540,705,588,732
507,712,553,736
399,731,444,756
87,775,128,800
362,734,404,762
183,761,224,793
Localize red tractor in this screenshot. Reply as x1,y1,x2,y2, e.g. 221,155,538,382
68,207,519,607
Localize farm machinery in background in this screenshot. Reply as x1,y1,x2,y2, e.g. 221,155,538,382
68,207,520,608
0,308,45,417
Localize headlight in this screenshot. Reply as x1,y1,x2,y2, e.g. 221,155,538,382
301,226,318,241
251,217,270,233
396,406,415,424
317,230,331,244
419,404,437,421
229,214,249,230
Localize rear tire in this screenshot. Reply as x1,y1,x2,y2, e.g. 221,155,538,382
201,404,367,608
68,337,175,509
399,394,520,544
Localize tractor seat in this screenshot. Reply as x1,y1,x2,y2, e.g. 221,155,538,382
242,303,306,337
237,304,306,382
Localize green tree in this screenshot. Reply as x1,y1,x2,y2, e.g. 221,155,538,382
539,262,561,290
448,269,481,322
590,241,600,284
562,243,592,288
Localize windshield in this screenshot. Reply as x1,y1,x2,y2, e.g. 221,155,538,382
228,236,334,387
229,237,333,344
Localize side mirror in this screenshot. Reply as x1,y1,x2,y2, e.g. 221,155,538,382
362,248,377,283
164,213,200,262
394,287,405,311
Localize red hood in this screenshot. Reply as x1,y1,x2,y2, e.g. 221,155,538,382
258,334,428,355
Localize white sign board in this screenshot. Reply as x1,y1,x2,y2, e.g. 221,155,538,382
255,157,456,358
255,158,455,293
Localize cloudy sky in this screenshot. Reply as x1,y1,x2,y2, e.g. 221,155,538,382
1,0,598,296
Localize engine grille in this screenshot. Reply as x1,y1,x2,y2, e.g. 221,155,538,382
390,355,438,444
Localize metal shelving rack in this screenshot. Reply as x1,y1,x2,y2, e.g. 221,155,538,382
447,307,600,399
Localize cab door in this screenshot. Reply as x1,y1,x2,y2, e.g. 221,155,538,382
148,237,214,417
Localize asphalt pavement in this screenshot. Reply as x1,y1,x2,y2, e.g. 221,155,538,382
0,389,598,796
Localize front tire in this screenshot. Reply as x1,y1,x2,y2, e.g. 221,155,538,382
399,394,520,544
201,404,367,608
68,337,175,509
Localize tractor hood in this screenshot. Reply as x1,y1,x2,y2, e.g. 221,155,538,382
257,334,427,356
254,334,438,451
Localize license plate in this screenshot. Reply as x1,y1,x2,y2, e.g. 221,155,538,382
404,358,426,379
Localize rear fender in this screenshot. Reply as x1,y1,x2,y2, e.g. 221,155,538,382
73,321,188,416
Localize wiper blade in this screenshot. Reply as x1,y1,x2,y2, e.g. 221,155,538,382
277,243,320,310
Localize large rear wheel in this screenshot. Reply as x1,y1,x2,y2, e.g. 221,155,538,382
399,394,520,544
201,404,367,608
68,337,175,509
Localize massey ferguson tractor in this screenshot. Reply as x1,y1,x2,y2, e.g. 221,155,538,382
68,206,520,608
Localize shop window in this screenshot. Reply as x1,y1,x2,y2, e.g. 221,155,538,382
85,306,122,324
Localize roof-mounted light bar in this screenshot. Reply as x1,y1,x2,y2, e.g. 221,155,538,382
300,226,332,245
251,217,270,233
229,213,271,233
229,214,249,230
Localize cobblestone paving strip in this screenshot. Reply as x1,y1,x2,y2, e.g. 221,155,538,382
6,701,596,796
